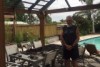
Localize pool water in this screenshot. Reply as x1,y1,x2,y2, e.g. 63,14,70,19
78,37,100,50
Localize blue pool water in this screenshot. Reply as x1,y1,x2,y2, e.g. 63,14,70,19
78,37,100,50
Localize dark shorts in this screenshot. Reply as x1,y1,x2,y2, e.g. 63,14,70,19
63,45,79,60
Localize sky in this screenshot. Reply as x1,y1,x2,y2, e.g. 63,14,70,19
48,0,100,22
23,0,100,22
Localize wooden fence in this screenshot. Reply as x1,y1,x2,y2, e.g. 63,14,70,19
5,24,62,43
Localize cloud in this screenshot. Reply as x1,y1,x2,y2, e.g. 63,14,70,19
50,11,78,22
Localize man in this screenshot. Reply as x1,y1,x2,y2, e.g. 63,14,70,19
61,16,80,67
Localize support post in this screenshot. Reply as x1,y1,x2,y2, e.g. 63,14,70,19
37,12,47,46
13,12,16,41
0,0,6,67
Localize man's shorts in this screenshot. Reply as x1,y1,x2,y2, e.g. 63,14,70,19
63,45,79,60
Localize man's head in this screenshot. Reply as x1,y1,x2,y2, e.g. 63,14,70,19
66,16,73,25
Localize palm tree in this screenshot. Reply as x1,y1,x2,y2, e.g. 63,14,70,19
73,13,91,35
79,0,95,33
79,0,93,5
46,15,52,24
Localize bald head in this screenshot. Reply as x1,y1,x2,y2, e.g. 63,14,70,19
66,16,73,20
66,16,73,25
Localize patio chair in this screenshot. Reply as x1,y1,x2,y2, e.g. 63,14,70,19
6,55,21,67
5,44,21,61
85,44,100,56
33,40,42,48
6,60,21,67
20,40,43,54
32,40,43,52
78,46,86,66
5,44,19,56
5,44,45,67
43,50,57,67
84,44,100,66
20,41,33,51
55,50,64,67
5,44,23,67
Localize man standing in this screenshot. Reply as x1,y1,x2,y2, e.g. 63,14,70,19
61,16,80,67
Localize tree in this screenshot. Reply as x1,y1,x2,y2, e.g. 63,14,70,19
73,14,91,35
16,2,25,21
24,14,39,24
60,19,65,23
94,10,100,33
79,0,95,33
79,0,93,5
46,15,52,24
95,10,100,24
5,0,26,21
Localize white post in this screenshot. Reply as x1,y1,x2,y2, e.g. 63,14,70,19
92,18,95,33
91,10,95,33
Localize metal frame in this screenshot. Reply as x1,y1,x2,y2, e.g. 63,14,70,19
28,0,41,10
65,0,71,8
4,3,100,14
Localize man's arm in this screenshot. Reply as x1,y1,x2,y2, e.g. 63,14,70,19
60,33,66,46
60,32,72,50
72,27,80,47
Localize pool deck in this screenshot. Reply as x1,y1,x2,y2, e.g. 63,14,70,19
50,34,100,45
80,34,100,41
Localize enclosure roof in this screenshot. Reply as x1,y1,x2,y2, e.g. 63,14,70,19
4,0,100,15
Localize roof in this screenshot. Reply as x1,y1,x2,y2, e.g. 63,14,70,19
4,0,100,15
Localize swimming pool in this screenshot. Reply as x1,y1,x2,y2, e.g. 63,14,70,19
78,37,100,50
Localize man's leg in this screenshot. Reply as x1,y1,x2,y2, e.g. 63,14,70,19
65,59,71,67
72,60,78,67
71,46,79,67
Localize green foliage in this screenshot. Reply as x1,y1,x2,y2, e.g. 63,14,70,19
45,39,49,44
4,0,25,21
5,18,11,21
14,32,23,44
73,15,91,35
23,32,39,42
16,13,25,22
24,14,39,24
46,15,52,24
51,21,62,24
95,23,100,33
79,0,93,5
95,10,100,25
78,0,95,33
5,25,12,43
14,31,39,44
60,19,65,23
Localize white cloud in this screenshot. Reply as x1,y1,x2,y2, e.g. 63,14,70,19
50,11,78,22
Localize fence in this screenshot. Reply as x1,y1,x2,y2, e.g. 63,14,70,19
5,24,62,43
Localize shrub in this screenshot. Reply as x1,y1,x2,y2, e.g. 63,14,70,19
23,32,39,42
14,32,23,44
